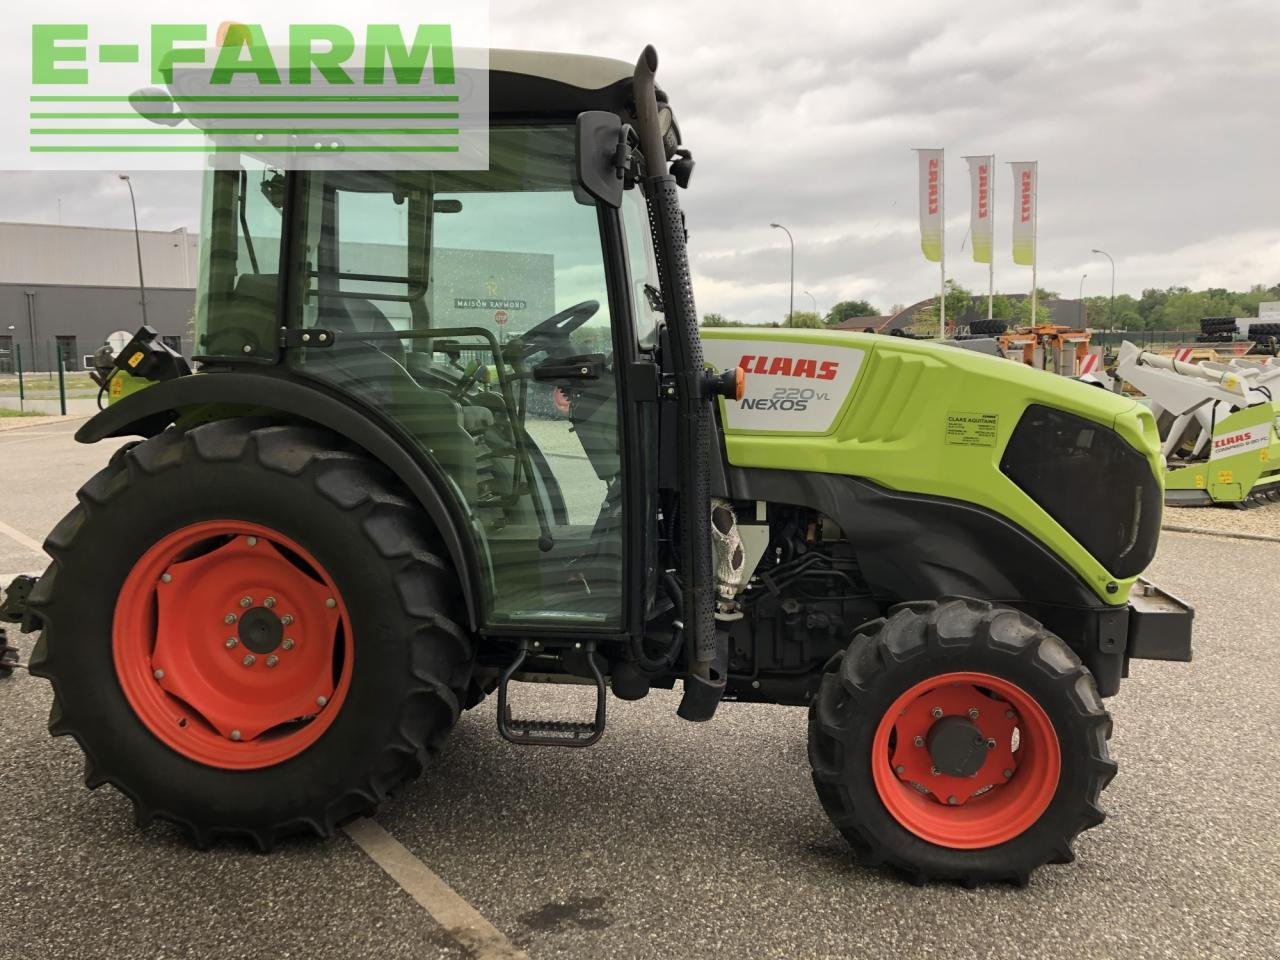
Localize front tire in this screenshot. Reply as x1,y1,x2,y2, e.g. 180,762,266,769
808,598,1115,885
29,419,473,849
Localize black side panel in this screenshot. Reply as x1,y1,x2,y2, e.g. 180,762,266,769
75,371,482,628
727,468,1102,608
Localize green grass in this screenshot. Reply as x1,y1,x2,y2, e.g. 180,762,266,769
0,407,43,418
0,373,97,396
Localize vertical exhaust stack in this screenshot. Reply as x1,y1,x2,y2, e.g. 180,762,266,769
633,46,724,720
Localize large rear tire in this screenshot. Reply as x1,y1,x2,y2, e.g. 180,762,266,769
29,419,473,849
808,598,1115,885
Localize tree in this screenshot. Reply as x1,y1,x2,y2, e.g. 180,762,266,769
826,299,880,326
783,310,823,329
989,294,1016,320
701,312,735,327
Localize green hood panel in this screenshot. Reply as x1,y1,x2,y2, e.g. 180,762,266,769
702,329,1164,604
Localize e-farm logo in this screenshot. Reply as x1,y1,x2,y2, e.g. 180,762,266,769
14,8,489,171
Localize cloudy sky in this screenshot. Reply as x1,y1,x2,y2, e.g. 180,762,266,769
3,0,1277,324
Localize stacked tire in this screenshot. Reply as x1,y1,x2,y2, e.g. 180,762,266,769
968,319,1008,337
1196,316,1238,343
1246,322,1280,355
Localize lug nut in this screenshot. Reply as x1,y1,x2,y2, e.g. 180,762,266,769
160,573,172,583
967,708,980,720
280,615,294,626
240,596,253,608
913,736,925,748
895,765,905,775
930,707,943,719
930,766,940,776
230,730,242,741
224,613,237,625
225,637,239,649
1005,709,1015,720
153,669,165,680
316,696,328,707
266,655,279,668
281,639,294,651
947,795,958,805
246,536,258,546
1003,768,1014,779
264,597,276,609
242,654,256,667
325,598,337,609
987,738,998,749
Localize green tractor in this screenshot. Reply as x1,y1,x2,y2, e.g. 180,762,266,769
12,47,1193,885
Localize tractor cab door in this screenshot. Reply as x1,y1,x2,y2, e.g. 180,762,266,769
276,125,652,632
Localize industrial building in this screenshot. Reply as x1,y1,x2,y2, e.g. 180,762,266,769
0,222,198,373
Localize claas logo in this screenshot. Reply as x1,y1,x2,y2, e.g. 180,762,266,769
737,354,839,380
1214,431,1253,449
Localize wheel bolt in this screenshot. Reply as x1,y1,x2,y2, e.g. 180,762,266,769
894,765,905,775
246,537,258,547
967,708,979,720
316,695,328,707
153,669,165,680
225,637,238,649
930,707,943,719
280,615,294,626
1003,768,1014,779
242,654,256,667
230,730,242,741
930,766,940,776
1005,709,1015,720
266,655,279,668
947,795,958,805
913,736,925,748
224,613,237,625
240,596,253,608
264,597,276,609
281,639,294,651
160,573,172,583
325,598,336,609
987,738,998,749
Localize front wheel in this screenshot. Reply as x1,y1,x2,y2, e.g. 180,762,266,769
29,420,473,849
808,598,1115,885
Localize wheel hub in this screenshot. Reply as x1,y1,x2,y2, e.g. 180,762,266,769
113,522,353,770
926,715,990,778
238,607,284,655
888,680,1019,806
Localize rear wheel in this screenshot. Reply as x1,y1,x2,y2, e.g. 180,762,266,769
29,419,473,849
808,598,1115,884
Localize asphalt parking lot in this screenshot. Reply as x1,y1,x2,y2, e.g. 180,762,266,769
1,418,1277,960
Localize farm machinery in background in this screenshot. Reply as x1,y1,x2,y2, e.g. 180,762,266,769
1114,342,1280,508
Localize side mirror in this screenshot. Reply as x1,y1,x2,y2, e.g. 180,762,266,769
575,111,625,209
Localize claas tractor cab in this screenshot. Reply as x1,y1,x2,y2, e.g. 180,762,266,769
9,47,1194,885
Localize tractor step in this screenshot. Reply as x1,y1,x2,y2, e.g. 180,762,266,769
497,640,607,747
0,627,21,679
1,574,39,629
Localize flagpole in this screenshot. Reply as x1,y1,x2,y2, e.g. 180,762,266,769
939,149,946,340
988,154,995,320
1030,161,1039,326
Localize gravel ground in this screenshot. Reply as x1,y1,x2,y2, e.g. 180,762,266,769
1,422,1277,960
1165,504,1280,539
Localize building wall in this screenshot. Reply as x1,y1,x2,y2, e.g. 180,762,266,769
0,223,199,290
0,283,194,373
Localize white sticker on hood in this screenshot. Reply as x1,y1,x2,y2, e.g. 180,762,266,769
701,338,865,433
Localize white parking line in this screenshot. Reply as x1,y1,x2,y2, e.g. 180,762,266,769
0,519,43,556
344,818,529,960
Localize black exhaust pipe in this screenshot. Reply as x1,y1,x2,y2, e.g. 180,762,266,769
633,47,724,721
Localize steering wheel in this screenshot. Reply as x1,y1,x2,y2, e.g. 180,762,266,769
516,300,600,356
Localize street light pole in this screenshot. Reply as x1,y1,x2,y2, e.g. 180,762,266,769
803,290,817,317
1079,273,1087,326
119,174,149,327
1091,248,1115,331
770,222,794,326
